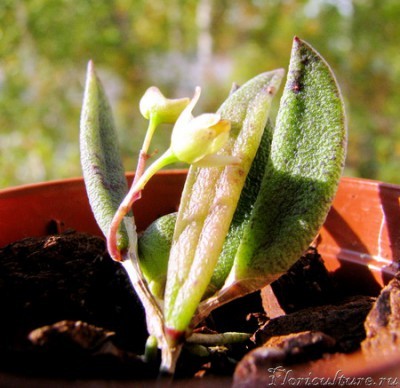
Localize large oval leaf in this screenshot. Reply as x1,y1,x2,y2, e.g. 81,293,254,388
218,37,347,302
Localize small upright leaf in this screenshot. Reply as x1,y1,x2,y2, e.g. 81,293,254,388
80,61,129,250
138,212,177,300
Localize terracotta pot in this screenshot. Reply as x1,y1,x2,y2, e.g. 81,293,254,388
0,170,186,246
1,171,400,384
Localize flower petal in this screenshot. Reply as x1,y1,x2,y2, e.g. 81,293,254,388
174,87,201,129
188,113,221,131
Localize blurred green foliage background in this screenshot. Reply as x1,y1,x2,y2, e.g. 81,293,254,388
1,0,399,188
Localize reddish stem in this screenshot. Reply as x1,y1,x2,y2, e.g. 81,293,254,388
132,150,150,201
107,149,176,261
107,150,149,261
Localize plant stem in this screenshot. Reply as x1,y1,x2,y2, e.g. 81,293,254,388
160,343,183,374
142,115,160,155
107,148,178,261
131,116,159,202
118,212,181,375
121,240,168,366
106,121,181,372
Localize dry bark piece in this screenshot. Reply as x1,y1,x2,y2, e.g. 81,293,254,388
264,330,336,358
254,295,375,353
233,331,336,387
26,320,156,378
233,347,287,388
362,273,400,356
28,320,116,352
261,285,286,319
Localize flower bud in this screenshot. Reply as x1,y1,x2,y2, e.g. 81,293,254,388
139,86,190,124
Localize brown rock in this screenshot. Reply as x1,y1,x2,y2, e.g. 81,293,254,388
362,274,400,356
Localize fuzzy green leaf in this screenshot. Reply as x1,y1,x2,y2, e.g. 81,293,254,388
80,61,129,250
223,37,347,294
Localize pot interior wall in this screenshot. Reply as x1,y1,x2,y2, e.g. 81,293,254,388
318,177,400,294
0,172,399,295
0,171,185,247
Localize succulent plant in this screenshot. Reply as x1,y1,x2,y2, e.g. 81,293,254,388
80,37,347,374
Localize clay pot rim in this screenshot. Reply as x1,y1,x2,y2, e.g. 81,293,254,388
0,169,187,194
1,172,399,193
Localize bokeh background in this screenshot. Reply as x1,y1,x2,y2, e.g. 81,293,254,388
1,0,399,188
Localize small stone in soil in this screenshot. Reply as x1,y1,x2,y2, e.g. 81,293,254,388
362,272,400,357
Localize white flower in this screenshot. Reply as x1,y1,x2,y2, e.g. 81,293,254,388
170,87,234,165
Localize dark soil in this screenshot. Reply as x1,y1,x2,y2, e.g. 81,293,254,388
0,232,393,383
0,231,149,379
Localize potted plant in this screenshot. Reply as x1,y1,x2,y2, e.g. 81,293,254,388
1,37,400,384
